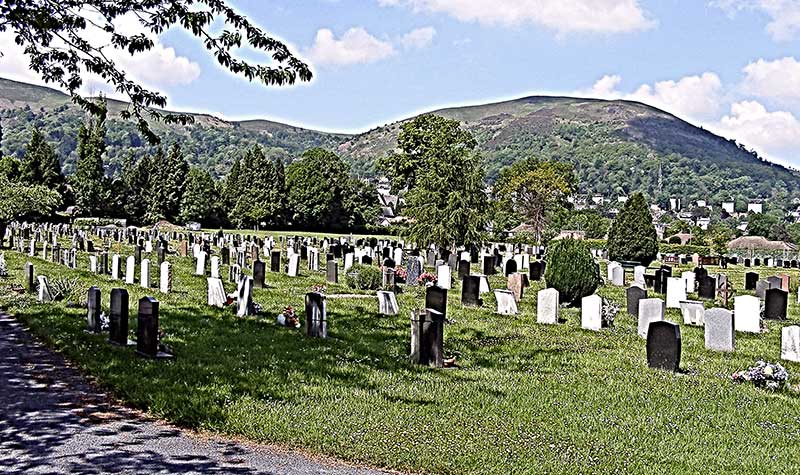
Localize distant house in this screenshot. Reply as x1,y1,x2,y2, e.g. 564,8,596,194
748,202,763,214
722,201,735,214
667,232,693,245
507,223,538,237
552,230,586,241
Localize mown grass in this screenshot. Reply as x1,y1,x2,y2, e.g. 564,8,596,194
2,239,800,474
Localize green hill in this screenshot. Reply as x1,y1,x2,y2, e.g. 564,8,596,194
1,77,797,209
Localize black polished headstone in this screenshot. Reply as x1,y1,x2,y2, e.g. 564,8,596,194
425,285,448,317
646,321,681,372
24,262,34,294
461,276,483,307
305,292,327,338
745,272,759,290
253,260,266,288
765,288,788,320
458,260,470,280
136,297,173,359
270,250,281,273
626,286,647,317
529,261,543,281
410,309,444,368
86,287,102,333
504,259,518,277
698,276,716,299
109,288,129,345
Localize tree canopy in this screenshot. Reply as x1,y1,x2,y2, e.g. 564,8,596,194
607,192,658,266
0,0,312,141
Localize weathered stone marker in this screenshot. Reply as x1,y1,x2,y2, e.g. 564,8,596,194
410,308,444,368
86,286,102,334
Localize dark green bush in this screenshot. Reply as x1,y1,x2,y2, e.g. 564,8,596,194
345,264,382,290
668,235,682,244
544,238,601,306
607,192,658,266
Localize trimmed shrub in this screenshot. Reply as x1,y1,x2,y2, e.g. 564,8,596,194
345,264,382,290
607,192,658,266
544,239,601,306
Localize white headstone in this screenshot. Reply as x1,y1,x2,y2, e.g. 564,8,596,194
638,298,665,338
494,289,518,315
288,254,301,277
37,275,52,303
393,248,403,266
679,300,705,326
377,291,399,315
207,277,227,308
210,256,220,279
734,295,761,333
681,271,695,293
344,253,354,272
634,266,646,288
537,288,559,324
160,261,172,294
666,277,687,309
610,264,624,286
581,295,603,331
111,254,121,280
140,259,151,289
192,243,201,258
705,308,735,352
125,256,135,284
781,326,800,363
89,255,97,273
195,251,207,276
236,276,254,317
437,265,451,290
145,240,153,253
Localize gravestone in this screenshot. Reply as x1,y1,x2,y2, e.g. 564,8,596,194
344,253,354,272
704,308,735,352
207,278,227,308
745,272,759,290
634,266,647,288
679,300,705,326
236,276,255,317
733,295,761,333
425,285,448,317
755,280,769,299
461,276,483,307
37,276,52,303
159,261,172,294
654,269,666,294
437,265,452,290
140,259,151,289
89,255,98,273
305,292,327,338
494,289,518,315
608,262,624,286
483,256,496,276
270,250,281,273
109,288,130,346
638,298,665,338
666,277,687,309
781,326,800,363
764,288,788,320
507,273,525,302
377,291,399,315
410,309,444,368
681,271,695,294
626,286,647,317
382,267,396,289
697,276,715,300
458,260,470,280
537,288,559,324
210,256,220,279
125,256,136,284
504,259,518,277
581,294,603,331
529,261,543,281
86,286,102,333
406,258,421,286
288,254,301,277
136,297,173,359
24,262,34,293
253,261,266,289
646,321,681,372
326,260,338,283
767,275,782,290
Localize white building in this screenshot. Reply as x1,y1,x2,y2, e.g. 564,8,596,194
722,202,735,214
748,202,763,214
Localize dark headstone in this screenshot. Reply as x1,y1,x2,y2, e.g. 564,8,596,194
698,276,716,299
626,286,647,317
361,255,373,266
270,250,281,273
86,287,102,334
406,258,422,286
383,258,396,268
765,288,788,320
24,262,34,294
410,309,444,368
745,272,759,291
326,260,338,283
754,258,761,267
483,255,496,276
425,285,448,317
221,247,230,266
646,321,681,372
654,270,666,294
504,259,518,277
744,258,751,267
461,276,483,307
529,261,543,281
382,268,396,289
458,260,470,280
305,292,327,338
109,288,129,346
136,297,173,359
253,261,266,289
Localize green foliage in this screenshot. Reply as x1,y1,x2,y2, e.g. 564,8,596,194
180,167,220,226
72,108,109,216
229,145,286,228
494,157,577,243
344,263,382,290
382,115,488,247
22,127,65,192
608,193,658,266
144,144,189,223
544,238,600,306
747,212,788,241
0,155,22,180
547,209,609,240
1,0,312,141
657,243,710,256
0,175,62,222
286,148,377,231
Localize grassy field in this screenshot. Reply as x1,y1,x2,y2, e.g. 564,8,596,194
2,237,800,474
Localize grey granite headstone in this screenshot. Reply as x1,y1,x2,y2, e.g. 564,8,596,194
704,308,735,352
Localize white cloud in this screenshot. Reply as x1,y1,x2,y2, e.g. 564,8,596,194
306,27,395,66
713,0,800,41
742,56,800,101
0,13,200,94
400,26,437,49
580,72,724,120
378,0,656,34
715,100,800,163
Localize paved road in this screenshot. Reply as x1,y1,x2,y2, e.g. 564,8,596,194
0,313,392,475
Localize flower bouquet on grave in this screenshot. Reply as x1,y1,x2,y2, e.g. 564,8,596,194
732,360,790,391
601,298,619,328
277,305,301,328
394,266,408,281
310,284,327,294
418,272,438,286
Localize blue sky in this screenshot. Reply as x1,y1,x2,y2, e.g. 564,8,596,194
2,1,800,166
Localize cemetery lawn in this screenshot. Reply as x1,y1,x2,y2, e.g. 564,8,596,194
2,245,800,474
